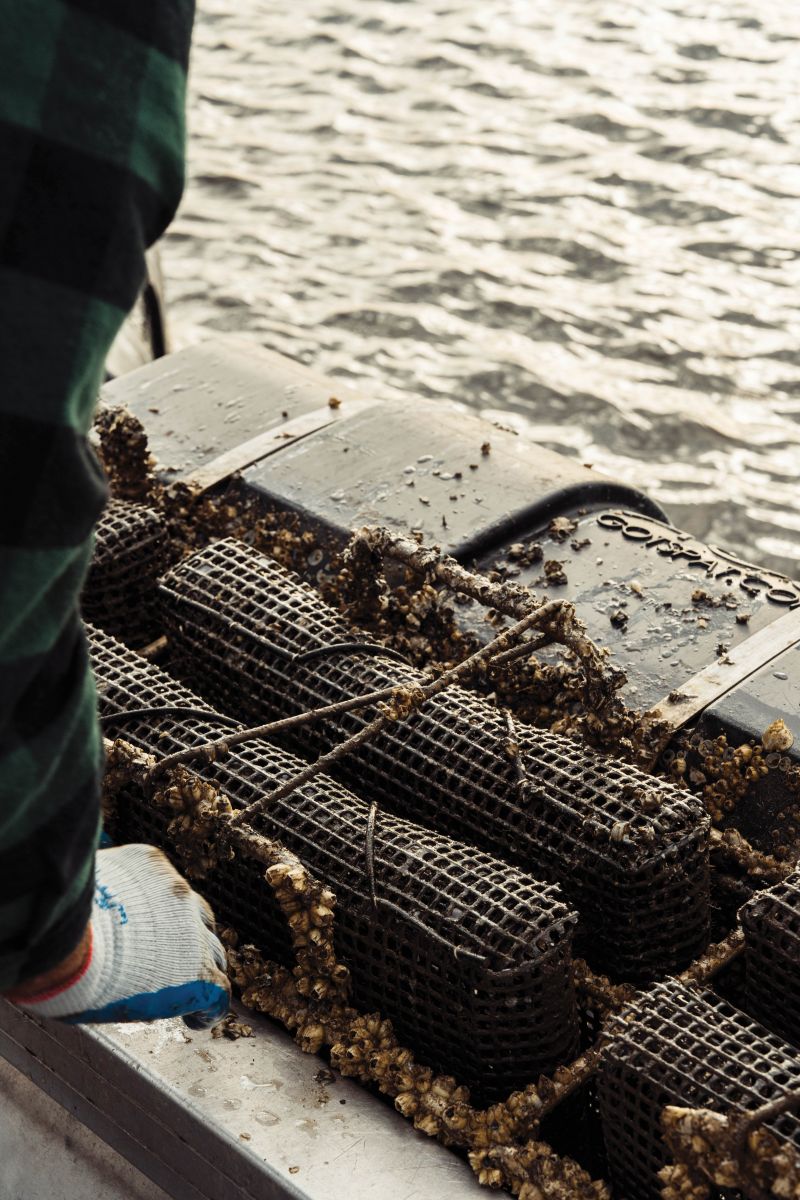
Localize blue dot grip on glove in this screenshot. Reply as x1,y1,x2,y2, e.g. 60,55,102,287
18,844,231,1028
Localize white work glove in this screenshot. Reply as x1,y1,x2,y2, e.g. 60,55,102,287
18,845,230,1028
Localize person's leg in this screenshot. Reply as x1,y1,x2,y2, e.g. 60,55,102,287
0,0,201,1001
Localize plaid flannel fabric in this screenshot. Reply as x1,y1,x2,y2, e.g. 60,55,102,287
0,0,193,988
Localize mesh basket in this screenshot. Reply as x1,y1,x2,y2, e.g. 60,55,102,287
597,980,800,1200
82,498,165,648
88,623,580,1103
741,870,800,1050
159,538,710,982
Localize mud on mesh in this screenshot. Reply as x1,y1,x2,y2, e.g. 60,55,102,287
598,979,800,1200
741,869,800,1051
82,499,165,648
88,623,579,1103
158,538,710,982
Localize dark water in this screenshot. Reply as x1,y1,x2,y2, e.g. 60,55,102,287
163,0,800,576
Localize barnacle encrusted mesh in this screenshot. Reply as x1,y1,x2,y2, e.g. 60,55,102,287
597,979,800,1200
159,537,710,982
82,498,165,647
87,623,580,1102
741,869,800,1050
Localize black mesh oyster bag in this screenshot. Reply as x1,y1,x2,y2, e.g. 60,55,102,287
90,623,580,1103
741,868,800,1049
598,979,800,1200
82,498,165,648
160,538,710,982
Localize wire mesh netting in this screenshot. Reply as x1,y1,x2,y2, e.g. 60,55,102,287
598,979,800,1200
741,869,800,1051
88,622,580,1103
82,498,165,648
159,537,710,982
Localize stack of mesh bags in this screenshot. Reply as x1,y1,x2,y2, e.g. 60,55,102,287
90,623,580,1102
159,538,711,982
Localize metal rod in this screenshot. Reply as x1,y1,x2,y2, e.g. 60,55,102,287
149,683,406,777
348,526,618,693
732,1088,800,1161
678,929,745,986
486,633,551,669
230,606,552,824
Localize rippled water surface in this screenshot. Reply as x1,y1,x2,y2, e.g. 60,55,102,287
164,0,800,575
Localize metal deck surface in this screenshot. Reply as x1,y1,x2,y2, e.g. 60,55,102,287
0,1055,168,1200
0,997,484,1200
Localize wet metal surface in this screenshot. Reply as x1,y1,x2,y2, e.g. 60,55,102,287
481,511,800,711
0,998,482,1200
0,1055,168,1200
105,1009,482,1198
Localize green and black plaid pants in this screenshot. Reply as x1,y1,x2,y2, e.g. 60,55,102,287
0,0,194,988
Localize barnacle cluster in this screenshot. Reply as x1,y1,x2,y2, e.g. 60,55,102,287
572,958,637,1017
95,406,160,504
153,761,352,1009
167,482,322,576
470,1142,610,1200
223,932,607,1198
155,763,234,878
331,532,478,670
659,1103,800,1200
101,737,146,829
336,527,630,740
95,403,327,580
486,649,650,759
662,726,800,865
665,733,771,824
377,684,427,722
103,738,350,1003
543,560,568,587
211,1013,254,1040
263,856,349,1008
